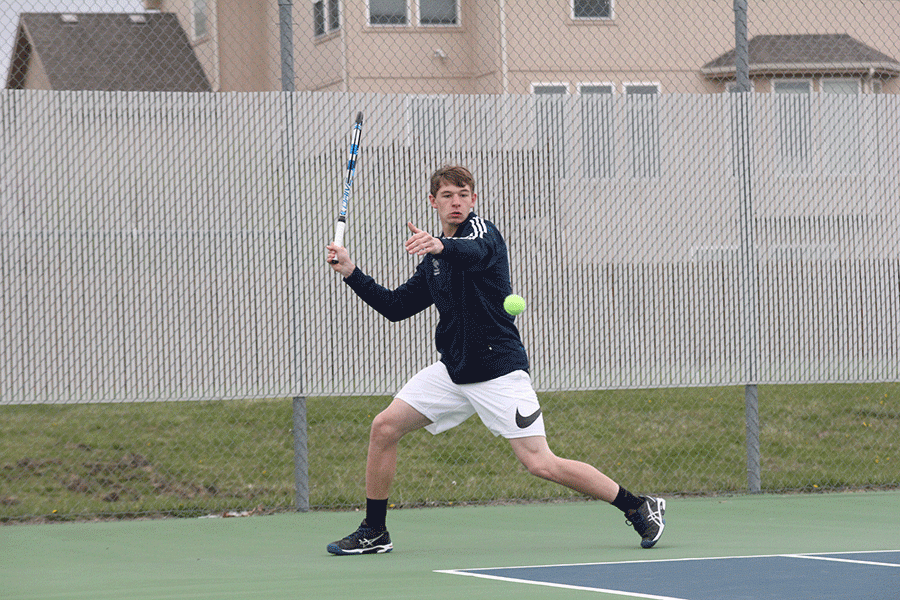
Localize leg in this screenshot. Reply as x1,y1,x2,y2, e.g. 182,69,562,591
366,397,433,499
509,436,666,548
326,398,431,556
508,435,620,502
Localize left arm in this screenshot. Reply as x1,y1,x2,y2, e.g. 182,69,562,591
405,219,496,268
404,222,444,256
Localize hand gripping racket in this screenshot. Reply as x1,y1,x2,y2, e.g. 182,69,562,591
329,112,364,264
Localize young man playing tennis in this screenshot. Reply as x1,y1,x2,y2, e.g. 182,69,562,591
325,165,665,554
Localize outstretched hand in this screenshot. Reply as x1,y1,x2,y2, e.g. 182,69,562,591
405,222,443,256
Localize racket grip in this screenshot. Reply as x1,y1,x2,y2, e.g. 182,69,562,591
329,221,346,264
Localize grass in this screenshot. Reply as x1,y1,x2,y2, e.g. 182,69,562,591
1,383,898,523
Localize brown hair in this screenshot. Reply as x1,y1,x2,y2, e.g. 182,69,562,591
429,165,475,197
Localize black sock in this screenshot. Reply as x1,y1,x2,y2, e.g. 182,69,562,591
611,486,644,513
365,498,388,530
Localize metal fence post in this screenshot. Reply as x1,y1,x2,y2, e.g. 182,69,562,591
734,0,761,493
279,0,295,93
279,0,309,512
292,396,310,512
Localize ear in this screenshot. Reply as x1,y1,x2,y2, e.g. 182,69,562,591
428,194,437,208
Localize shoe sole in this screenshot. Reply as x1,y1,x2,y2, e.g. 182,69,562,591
326,543,393,555
640,498,666,549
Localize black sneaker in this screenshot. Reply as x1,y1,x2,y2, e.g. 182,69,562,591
327,520,393,555
625,496,666,548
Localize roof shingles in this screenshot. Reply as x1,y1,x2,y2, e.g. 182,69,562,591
7,12,212,91
702,34,900,78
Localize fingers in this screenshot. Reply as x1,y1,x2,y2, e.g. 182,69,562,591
326,243,355,277
404,227,443,256
404,227,431,256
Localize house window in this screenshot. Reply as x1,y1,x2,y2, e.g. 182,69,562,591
579,83,614,178
533,84,568,95
820,78,859,95
193,0,208,39
573,0,612,19
625,83,658,95
329,0,340,30
314,0,340,36
420,0,458,26
773,79,811,170
532,84,568,176
821,78,861,173
407,96,448,149
580,83,614,95
773,80,811,94
624,83,659,178
369,0,408,25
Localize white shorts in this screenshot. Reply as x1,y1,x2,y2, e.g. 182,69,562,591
396,362,545,439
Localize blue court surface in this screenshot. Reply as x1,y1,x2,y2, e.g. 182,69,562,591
437,550,900,599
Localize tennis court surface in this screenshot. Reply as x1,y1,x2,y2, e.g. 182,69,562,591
3,491,898,599
440,551,900,599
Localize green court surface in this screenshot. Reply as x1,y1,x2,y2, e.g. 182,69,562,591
3,491,898,600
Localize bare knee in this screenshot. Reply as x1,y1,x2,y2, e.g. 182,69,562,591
370,410,403,445
516,449,558,481
369,399,431,447
524,460,556,481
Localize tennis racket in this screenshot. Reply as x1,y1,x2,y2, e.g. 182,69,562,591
329,111,364,264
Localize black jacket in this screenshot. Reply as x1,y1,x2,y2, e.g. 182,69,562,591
344,213,529,384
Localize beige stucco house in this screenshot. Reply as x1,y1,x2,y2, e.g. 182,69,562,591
143,0,900,95
6,1,900,95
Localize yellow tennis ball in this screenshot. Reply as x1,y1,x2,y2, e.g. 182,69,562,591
503,294,526,316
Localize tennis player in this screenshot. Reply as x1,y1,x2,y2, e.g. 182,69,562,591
325,165,665,554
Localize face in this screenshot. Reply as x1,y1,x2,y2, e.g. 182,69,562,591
429,180,476,235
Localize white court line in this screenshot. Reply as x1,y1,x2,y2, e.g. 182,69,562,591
437,549,900,572
434,569,689,600
435,550,900,598
784,553,900,568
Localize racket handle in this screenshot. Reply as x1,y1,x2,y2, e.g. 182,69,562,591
329,220,346,264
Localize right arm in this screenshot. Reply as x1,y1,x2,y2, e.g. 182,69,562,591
326,242,433,322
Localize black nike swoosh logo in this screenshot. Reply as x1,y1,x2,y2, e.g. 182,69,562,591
515,407,542,429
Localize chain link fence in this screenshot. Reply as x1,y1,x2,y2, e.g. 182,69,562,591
1,1,898,522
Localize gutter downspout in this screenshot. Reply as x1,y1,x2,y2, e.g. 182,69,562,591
500,0,508,94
